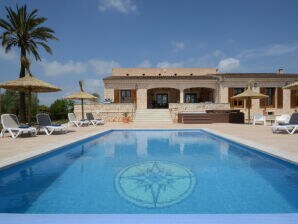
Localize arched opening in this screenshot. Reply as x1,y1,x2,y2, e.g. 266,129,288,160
183,88,215,103
147,88,180,109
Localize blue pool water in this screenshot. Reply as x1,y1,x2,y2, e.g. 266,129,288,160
0,129,298,214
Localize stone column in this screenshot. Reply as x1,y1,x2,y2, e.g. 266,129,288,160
252,87,260,113
180,89,184,103
137,89,147,110
283,89,291,112
104,88,114,101
219,86,229,103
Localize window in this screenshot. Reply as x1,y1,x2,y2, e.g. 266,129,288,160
120,90,131,103
229,88,244,108
265,88,275,107
185,94,197,103
260,88,275,108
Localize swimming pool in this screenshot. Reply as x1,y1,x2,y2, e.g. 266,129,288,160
0,129,297,214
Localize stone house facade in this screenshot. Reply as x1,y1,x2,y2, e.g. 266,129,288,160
103,68,298,118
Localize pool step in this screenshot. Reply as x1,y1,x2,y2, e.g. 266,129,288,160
134,109,173,123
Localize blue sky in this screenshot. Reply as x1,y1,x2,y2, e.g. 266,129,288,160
0,0,298,105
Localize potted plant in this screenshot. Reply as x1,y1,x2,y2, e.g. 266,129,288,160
122,112,130,123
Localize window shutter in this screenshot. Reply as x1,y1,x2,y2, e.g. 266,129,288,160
260,88,266,108
277,88,283,108
228,88,234,107
131,89,137,103
291,90,297,108
272,88,276,108
114,89,120,103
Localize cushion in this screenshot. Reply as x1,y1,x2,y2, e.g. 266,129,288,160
51,124,62,127
19,125,30,129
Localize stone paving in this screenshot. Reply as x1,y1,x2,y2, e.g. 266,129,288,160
0,122,297,169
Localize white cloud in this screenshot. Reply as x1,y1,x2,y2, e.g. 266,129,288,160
218,58,240,72
156,61,185,68
84,79,104,95
0,49,18,61
98,0,137,13
172,41,185,52
238,43,298,59
89,59,120,76
38,59,120,77
40,60,87,76
136,60,151,68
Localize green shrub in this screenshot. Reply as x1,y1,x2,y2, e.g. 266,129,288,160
49,99,74,120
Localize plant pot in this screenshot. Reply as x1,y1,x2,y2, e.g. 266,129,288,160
122,117,129,123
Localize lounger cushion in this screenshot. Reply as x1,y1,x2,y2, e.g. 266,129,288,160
19,125,30,128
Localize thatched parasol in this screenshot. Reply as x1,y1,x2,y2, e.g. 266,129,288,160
231,81,268,123
65,81,97,120
283,81,298,90
0,72,61,124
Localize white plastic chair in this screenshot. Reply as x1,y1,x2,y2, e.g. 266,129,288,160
68,113,89,127
0,114,37,138
252,114,266,125
86,112,105,126
272,113,298,134
274,114,291,125
36,113,67,135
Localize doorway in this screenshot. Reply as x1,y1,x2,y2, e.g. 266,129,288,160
156,94,168,108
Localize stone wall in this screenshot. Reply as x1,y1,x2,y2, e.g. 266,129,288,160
169,103,230,122
74,103,136,122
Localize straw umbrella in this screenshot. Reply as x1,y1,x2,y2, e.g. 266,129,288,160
231,82,269,124
283,81,298,90
65,81,97,120
0,72,61,124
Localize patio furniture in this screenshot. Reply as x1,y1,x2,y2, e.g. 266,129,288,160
0,114,37,138
274,114,291,125
178,110,244,124
36,113,67,135
86,112,105,126
68,113,89,127
252,114,266,125
272,112,298,134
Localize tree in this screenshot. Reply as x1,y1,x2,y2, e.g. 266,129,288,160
0,5,57,122
91,93,100,103
0,90,39,121
50,99,74,120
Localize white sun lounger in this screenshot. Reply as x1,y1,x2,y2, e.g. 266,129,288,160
0,114,37,139
272,112,298,134
68,113,89,127
86,112,105,126
36,113,67,135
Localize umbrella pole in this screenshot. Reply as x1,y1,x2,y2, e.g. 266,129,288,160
28,90,32,125
248,98,251,124
81,98,84,120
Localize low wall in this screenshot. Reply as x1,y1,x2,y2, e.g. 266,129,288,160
169,103,230,122
74,103,136,122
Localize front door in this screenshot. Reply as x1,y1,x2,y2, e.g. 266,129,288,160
156,94,168,108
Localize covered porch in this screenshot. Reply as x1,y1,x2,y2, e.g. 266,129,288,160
146,87,216,109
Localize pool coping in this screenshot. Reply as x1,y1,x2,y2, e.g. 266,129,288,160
0,214,298,224
0,127,297,170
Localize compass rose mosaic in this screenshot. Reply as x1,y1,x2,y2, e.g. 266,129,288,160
115,161,196,208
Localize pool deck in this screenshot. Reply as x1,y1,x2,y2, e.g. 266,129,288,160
0,123,297,169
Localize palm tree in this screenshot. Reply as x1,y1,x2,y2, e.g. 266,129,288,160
0,5,57,122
